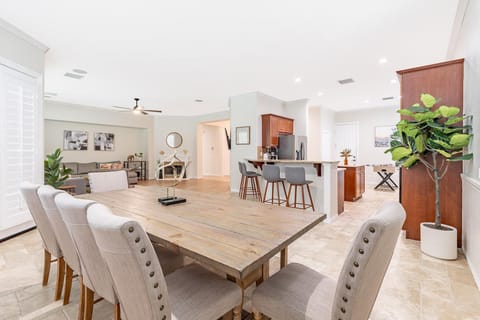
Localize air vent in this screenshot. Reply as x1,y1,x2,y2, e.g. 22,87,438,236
72,69,88,74
382,96,394,101
338,78,354,85
64,72,83,79
45,91,57,97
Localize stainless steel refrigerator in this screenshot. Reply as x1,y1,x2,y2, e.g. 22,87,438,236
278,134,308,160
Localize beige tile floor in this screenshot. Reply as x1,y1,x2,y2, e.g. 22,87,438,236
0,179,479,319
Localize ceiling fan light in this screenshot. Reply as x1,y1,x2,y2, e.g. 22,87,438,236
133,109,141,115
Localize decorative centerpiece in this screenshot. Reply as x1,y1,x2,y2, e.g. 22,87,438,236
156,149,191,205
44,148,72,188
340,148,352,165
385,93,473,260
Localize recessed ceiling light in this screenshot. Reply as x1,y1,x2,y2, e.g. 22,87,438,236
317,92,324,97
195,99,203,103
390,79,398,84
64,72,83,79
338,78,354,85
382,96,395,101
294,77,302,83
72,69,88,75
379,57,388,64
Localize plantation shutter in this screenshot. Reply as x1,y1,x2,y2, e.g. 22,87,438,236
0,64,42,239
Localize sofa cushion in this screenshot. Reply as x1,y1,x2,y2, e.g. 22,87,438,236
63,162,79,175
78,162,98,174
99,163,113,169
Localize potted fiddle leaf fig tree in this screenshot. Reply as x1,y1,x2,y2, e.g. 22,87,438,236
385,93,473,260
44,148,72,188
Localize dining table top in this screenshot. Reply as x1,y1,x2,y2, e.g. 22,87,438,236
78,184,325,278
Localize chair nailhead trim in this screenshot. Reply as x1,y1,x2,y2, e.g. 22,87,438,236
158,294,163,300
128,227,134,233
341,307,346,313
346,284,351,290
342,296,348,302
359,249,364,254
140,248,146,253
160,305,164,311
162,316,166,320
363,237,369,244
135,237,140,243
146,261,151,266
154,283,159,288
353,261,359,267
369,226,376,233
349,271,355,277
149,271,155,277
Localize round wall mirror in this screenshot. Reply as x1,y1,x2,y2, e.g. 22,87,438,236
166,132,183,148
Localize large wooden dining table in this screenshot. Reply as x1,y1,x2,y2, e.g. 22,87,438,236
79,184,325,318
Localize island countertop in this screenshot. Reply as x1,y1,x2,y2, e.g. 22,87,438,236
246,159,339,164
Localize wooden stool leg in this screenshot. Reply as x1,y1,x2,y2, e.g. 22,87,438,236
42,249,51,286
255,176,262,201
114,303,121,320
301,185,306,209
54,257,65,301
271,179,274,204
281,181,288,206
286,184,292,207
253,309,263,320
306,184,315,211
294,185,298,208
77,277,85,320
84,286,95,320
262,181,269,203
276,182,281,205
239,176,244,198
63,264,74,305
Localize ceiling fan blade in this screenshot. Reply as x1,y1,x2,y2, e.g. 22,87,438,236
141,111,149,115
112,106,130,110
143,109,163,113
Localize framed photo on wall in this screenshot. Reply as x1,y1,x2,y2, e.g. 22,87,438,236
374,125,396,147
94,132,115,151
63,130,88,150
235,126,250,145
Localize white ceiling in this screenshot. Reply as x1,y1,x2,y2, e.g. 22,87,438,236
0,0,459,115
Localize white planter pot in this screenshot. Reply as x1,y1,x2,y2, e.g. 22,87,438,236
420,222,457,260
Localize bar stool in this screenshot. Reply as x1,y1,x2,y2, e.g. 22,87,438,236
285,167,315,211
262,165,288,205
238,162,262,201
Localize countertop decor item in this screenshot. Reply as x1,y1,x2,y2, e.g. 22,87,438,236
385,93,473,260
339,148,352,165
44,148,72,188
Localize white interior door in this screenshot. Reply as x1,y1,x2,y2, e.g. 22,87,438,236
334,122,359,162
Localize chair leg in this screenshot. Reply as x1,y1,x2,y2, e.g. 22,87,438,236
84,286,95,320
301,185,306,209
262,181,269,203
253,309,263,320
114,303,121,320
239,176,244,197
294,185,298,208
42,249,51,286
54,257,65,301
77,277,85,320
306,184,315,211
255,176,262,201
281,181,288,206
271,180,275,204
63,264,74,305
286,184,292,207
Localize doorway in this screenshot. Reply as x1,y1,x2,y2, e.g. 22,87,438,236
197,120,231,179
334,122,359,162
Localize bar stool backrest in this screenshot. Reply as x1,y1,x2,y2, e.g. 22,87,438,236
238,162,247,176
285,167,307,185
262,165,280,182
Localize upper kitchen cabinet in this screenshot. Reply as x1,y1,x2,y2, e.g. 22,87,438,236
261,114,294,147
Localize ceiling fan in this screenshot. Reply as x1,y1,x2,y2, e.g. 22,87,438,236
112,98,162,115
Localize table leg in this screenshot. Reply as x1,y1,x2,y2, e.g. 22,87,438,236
281,247,288,268
256,262,270,286
233,278,243,320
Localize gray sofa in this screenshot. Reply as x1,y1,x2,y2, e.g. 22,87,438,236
63,161,138,194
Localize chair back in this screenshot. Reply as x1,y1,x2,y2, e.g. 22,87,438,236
285,167,306,185
87,203,171,320
38,186,81,273
88,171,128,193
262,165,281,182
19,183,61,258
238,162,247,176
54,193,116,304
331,201,406,320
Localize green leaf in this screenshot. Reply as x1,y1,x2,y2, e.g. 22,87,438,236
431,139,452,149
445,116,465,125
435,149,451,158
448,153,473,161
391,147,412,161
390,139,403,148
414,111,436,122
408,105,429,113
402,154,419,168
438,105,460,118
398,109,414,116
415,135,425,152
421,93,437,108
450,133,471,147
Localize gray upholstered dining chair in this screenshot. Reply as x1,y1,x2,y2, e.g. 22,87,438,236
38,186,82,310
19,182,64,301
55,192,120,320
87,202,243,320
88,170,128,193
252,201,406,320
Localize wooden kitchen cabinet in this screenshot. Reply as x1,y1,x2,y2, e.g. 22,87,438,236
338,165,365,201
262,114,294,147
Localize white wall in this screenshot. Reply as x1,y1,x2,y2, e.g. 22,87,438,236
201,125,230,176
44,120,148,163
452,0,480,287
308,106,336,161
335,106,399,185
44,101,156,177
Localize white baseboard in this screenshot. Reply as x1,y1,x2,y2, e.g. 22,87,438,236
465,252,480,289
0,220,36,241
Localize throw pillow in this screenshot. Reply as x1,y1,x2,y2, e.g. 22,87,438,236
99,163,112,169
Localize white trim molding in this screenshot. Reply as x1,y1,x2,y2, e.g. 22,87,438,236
0,18,48,53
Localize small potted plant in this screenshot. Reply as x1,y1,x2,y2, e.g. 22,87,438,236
44,148,72,188
340,148,352,165
385,93,473,260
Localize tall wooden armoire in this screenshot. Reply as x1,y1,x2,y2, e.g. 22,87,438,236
397,59,464,247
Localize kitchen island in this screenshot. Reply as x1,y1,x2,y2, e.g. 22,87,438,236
247,159,339,222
